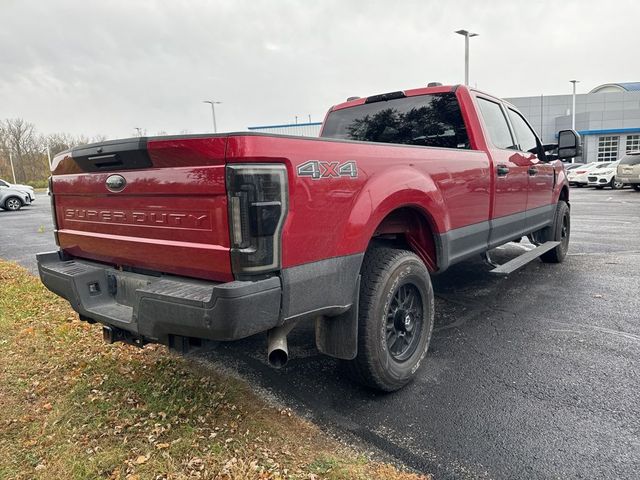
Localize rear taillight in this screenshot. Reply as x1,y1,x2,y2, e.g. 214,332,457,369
48,176,59,246
226,164,288,276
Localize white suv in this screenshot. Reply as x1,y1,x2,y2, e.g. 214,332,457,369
587,161,624,189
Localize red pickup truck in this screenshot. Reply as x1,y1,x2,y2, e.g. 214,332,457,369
38,84,580,391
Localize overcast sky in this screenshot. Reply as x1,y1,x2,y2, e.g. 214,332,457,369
2,0,639,139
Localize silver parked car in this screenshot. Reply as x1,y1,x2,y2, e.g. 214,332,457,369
0,185,31,211
0,178,35,201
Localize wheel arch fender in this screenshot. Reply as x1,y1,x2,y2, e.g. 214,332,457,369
554,165,570,205
319,168,447,361
340,166,449,268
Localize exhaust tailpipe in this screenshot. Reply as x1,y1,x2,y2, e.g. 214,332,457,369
267,322,297,368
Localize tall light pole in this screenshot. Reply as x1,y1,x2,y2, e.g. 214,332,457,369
46,139,52,169
203,100,222,133
569,80,579,130
8,150,16,184
455,29,479,85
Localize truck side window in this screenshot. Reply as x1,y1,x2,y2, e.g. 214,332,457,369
321,93,470,149
507,108,538,153
476,97,517,150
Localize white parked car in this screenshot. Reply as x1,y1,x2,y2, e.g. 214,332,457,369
0,184,32,211
564,163,584,172
567,162,597,187
587,160,624,189
0,179,35,201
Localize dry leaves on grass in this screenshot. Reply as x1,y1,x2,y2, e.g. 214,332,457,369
0,260,429,480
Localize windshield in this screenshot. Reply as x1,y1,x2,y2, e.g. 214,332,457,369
321,93,470,149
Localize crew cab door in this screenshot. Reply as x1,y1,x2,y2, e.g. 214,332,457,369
475,97,529,247
505,107,555,232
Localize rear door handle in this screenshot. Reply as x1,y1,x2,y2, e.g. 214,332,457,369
528,167,538,176
496,164,510,176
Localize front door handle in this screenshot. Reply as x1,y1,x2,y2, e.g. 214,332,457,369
496,164,510,176
528,167,538,176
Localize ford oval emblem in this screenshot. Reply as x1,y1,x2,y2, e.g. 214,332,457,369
106,174,126,192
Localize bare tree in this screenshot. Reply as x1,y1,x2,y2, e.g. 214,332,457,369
47,133,109,155
0,125,11,180
0,119,47,183
0,118,108,184
46,132,78,156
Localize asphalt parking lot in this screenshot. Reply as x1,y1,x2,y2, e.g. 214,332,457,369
1,189,639,479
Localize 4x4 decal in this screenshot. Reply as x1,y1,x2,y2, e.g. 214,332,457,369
297,160,358,179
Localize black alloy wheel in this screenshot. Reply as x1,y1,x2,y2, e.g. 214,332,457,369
386,283,423,362
560,210,569,244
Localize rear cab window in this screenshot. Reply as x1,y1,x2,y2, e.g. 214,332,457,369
321,92,470,149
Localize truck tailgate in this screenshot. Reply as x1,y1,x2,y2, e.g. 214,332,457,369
51,136,233,282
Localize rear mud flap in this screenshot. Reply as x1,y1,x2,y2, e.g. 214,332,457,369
315,276,360,360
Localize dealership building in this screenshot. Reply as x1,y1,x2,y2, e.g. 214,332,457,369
505,82,640,163
248,121,322,137
249,82,640,164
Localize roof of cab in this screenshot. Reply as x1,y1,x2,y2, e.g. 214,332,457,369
330,84,461,112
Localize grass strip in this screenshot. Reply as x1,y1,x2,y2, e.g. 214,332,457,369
0,260,429,480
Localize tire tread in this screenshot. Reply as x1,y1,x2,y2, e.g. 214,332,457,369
344,246,432,391
540,200,570,263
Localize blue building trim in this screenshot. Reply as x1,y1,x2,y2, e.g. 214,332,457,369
248,122,323,130
578,127,640,136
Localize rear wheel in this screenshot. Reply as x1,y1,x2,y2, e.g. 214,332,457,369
539,200,570,263
3,197,23,211
610,178,624,190
343,246,434,392
633,184,640,192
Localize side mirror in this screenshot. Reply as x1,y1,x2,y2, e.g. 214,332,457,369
557,129,582,161
528,142,559,161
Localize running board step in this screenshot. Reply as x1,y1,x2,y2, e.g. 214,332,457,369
489,241,560,275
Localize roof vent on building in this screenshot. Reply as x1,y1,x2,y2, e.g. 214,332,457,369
346,96,361,101
427,82,443,87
